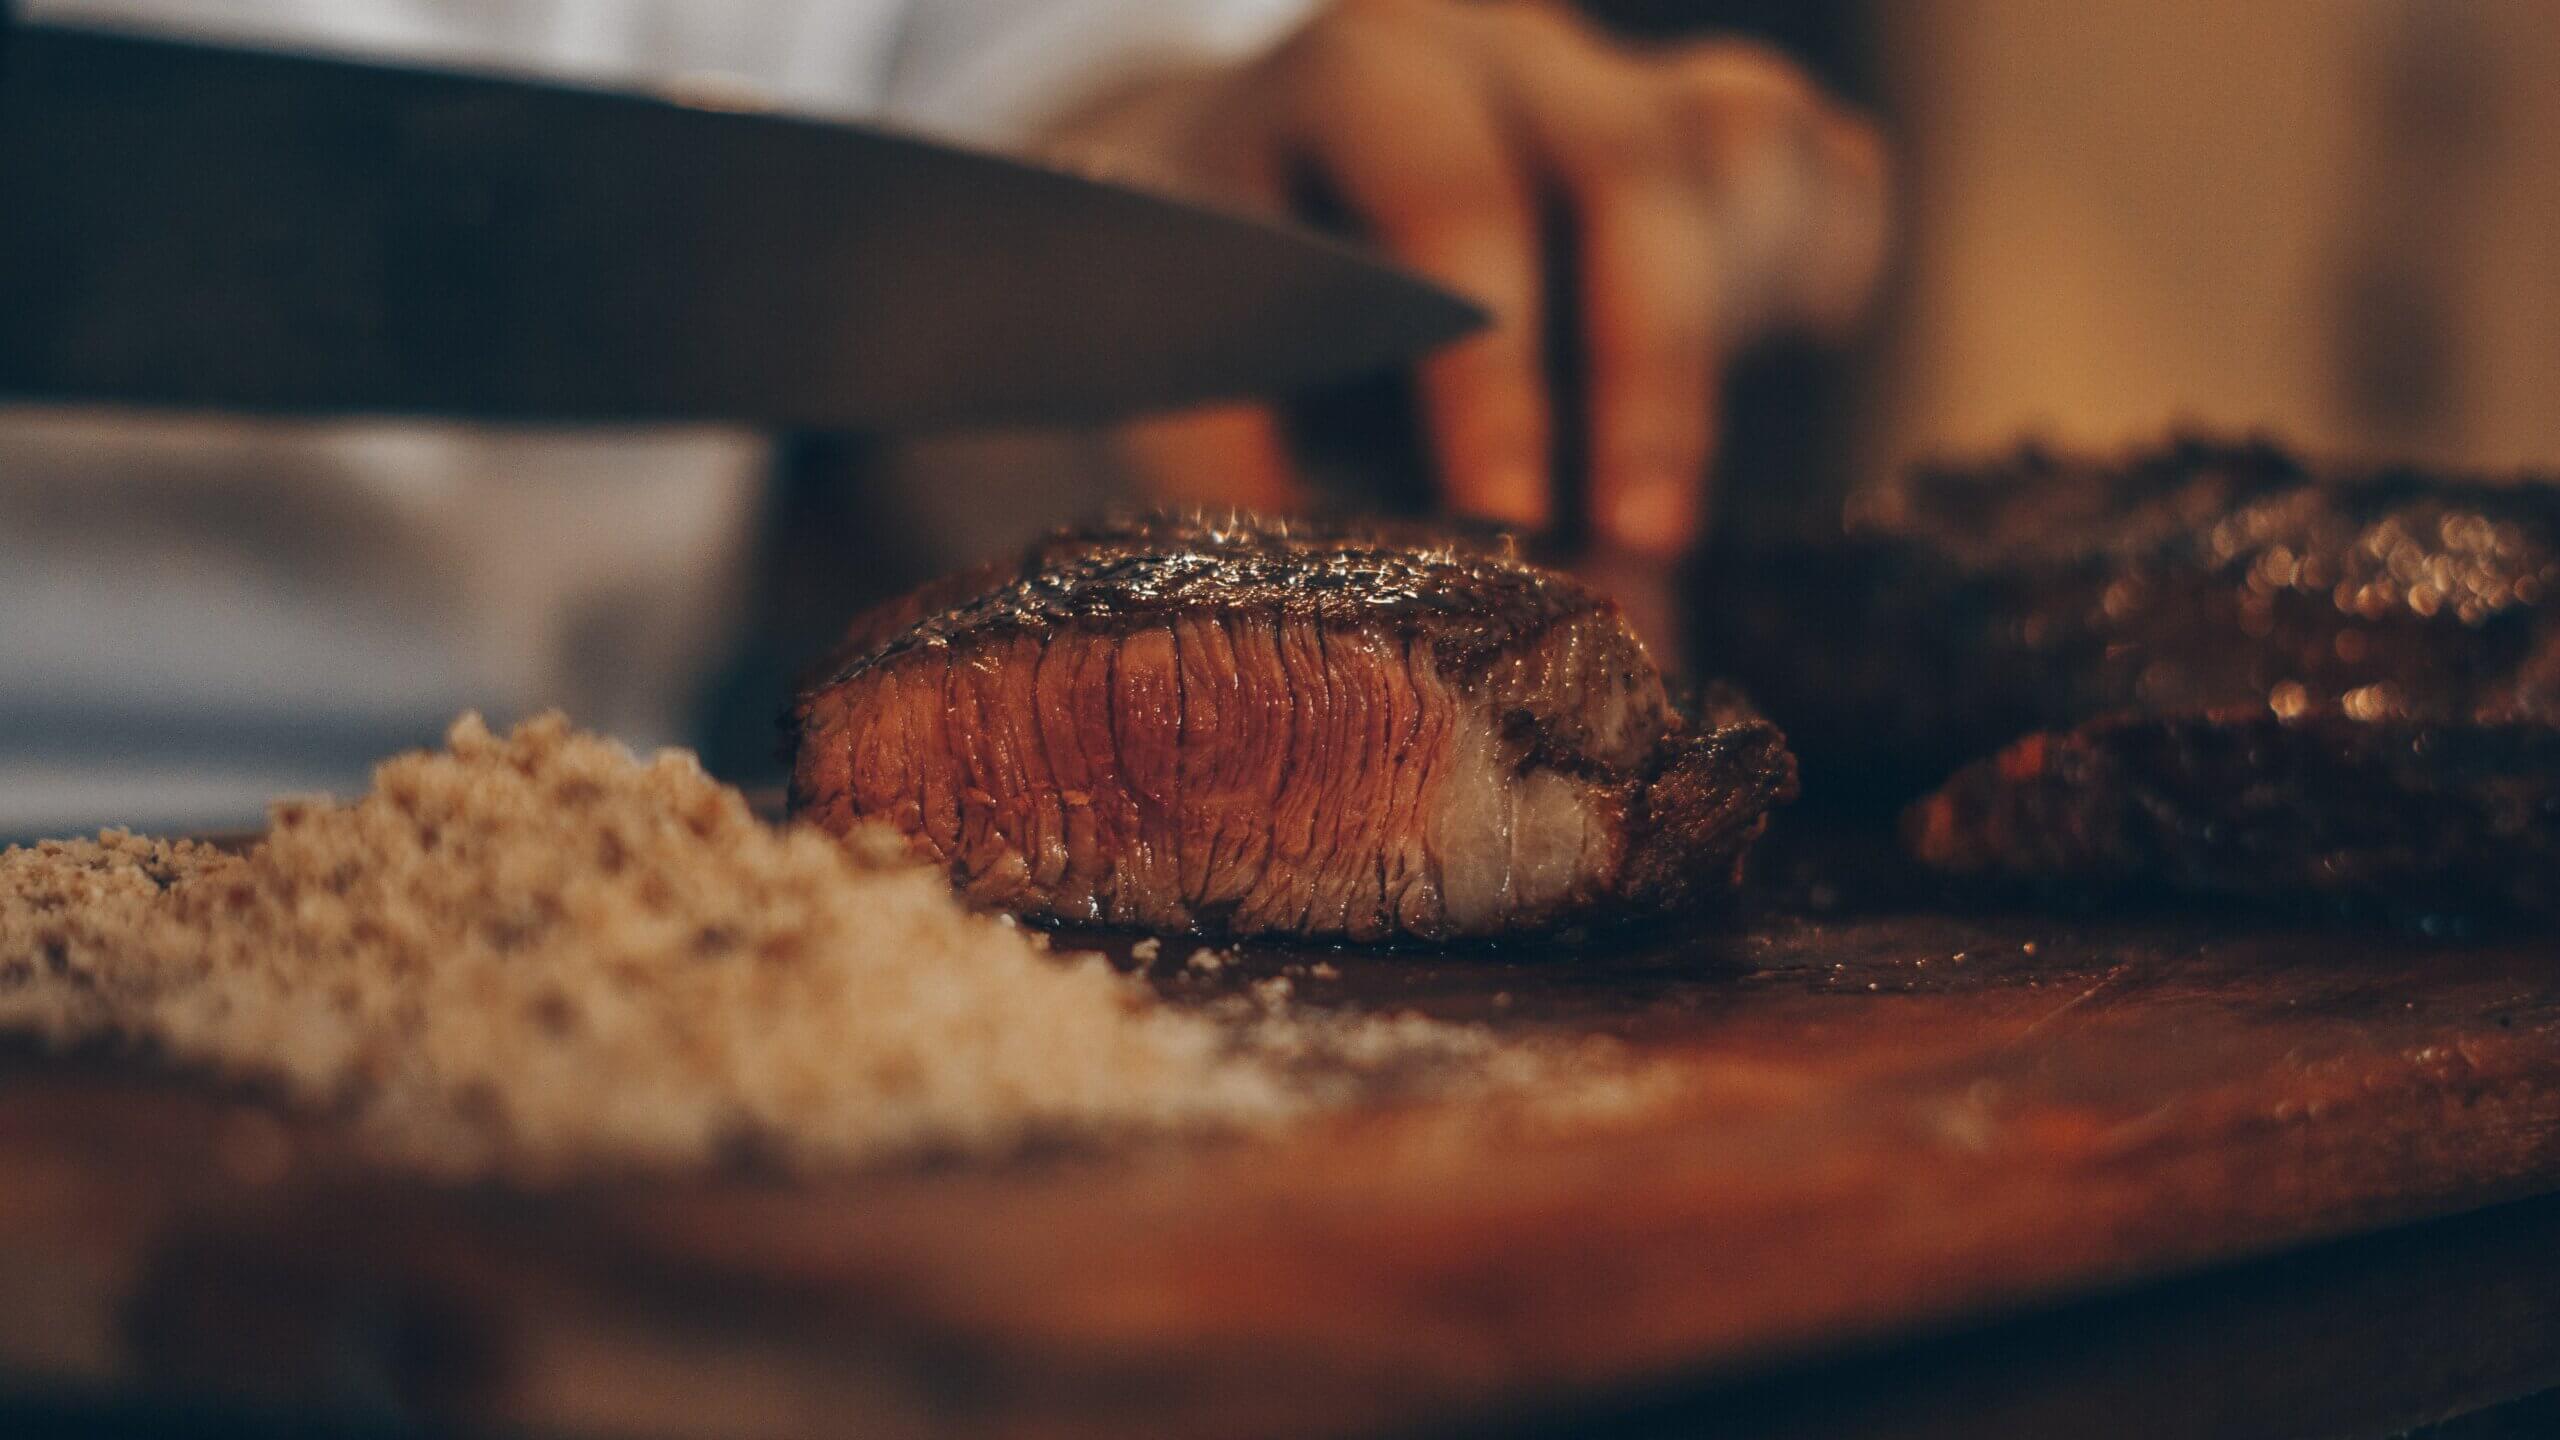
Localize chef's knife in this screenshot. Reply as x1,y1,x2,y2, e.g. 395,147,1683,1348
0,21,1483,428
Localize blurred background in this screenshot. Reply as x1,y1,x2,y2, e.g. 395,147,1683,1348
1882,0,2560,473
3,0,2555,837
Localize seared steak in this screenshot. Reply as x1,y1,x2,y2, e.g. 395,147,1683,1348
1698,435,2560,800
791,514,1795,940
1907,710,2560,918
1693,434,2560,915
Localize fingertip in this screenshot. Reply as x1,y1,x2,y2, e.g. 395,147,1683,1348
1421,340,1555,536
1455,458,1552,534
1603,465,1702,558
1120,403,1304,514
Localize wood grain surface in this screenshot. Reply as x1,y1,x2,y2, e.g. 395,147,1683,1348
5,873,2560,1438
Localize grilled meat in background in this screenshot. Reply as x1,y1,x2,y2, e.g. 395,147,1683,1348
1698,435,2560,805
791,513,1795,942
1695,435,2560,918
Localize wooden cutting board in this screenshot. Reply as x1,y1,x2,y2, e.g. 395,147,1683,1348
6,866,2560,1438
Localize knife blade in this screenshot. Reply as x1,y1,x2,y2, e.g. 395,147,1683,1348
0,22,1483,428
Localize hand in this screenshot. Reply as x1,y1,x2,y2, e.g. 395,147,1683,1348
1046,0,1889,556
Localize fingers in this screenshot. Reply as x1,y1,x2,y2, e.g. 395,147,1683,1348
1076,1,1891,552
1119,403,1305,513
1578,172,1722,554
1412,265,1555,533
1482,6,1723,553
1485,17,1887,550
1669,38,1891,336
1270,5,1553,530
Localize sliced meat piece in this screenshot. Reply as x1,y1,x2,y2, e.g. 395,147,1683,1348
791,513,1796,941
1906,709,2560,917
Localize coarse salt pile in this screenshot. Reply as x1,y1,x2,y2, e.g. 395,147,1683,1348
0,714,1310,1178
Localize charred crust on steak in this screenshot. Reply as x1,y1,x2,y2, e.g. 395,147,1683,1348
1621,684,1800,910
806,511,1604,696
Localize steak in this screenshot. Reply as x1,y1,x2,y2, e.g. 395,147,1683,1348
1692,434,2560,916
1906,709,2560,919
790,513,1796,941
1697,435,2560,801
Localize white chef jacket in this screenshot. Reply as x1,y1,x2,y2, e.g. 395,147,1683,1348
2,0,1316,837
